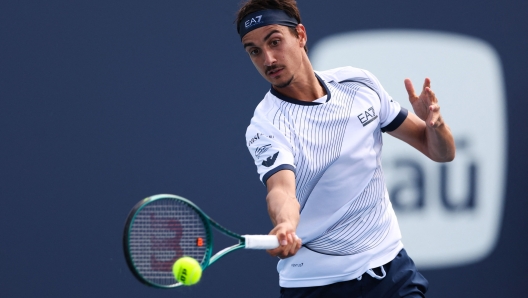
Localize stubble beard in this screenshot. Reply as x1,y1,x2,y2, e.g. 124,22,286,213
273,75,294,89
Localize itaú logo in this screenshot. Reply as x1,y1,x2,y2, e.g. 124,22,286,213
310,30,507,269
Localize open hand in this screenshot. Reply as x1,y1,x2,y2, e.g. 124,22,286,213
404,78,443,128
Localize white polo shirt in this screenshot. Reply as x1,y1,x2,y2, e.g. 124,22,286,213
246,66,408,287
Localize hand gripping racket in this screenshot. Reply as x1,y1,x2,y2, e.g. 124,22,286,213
123,194,279,288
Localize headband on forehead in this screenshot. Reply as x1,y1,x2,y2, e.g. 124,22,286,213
238,9,299,40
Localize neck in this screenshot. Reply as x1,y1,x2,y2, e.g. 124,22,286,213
272,56,326,102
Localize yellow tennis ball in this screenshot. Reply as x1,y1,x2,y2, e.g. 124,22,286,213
172,257,202,286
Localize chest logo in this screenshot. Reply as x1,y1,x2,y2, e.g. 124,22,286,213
357,106,378,127
262,152,279,167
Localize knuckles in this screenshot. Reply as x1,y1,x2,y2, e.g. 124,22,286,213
267,238,302,259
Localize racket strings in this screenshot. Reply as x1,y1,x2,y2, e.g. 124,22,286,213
128,199,208,286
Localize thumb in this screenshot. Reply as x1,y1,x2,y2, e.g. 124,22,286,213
404,78,417,101
276,231,288,246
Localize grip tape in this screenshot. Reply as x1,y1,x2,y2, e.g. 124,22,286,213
243,235,280,249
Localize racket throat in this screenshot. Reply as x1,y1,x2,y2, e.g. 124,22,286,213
208,243,245,267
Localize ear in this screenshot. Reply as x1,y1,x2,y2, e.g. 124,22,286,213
296,24,307,48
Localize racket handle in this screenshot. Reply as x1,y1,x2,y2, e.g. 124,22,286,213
243,235,280,249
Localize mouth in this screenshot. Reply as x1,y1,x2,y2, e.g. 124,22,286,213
267,67,284,78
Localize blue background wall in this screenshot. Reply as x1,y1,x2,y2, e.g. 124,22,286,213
1,0,526,297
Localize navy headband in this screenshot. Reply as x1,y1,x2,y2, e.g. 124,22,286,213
238,9,299,40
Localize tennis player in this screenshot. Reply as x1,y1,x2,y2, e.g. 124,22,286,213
237,1,455,297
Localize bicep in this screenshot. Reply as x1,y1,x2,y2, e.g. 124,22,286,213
387,112,428,155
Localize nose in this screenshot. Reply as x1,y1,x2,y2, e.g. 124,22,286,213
263,49,276,67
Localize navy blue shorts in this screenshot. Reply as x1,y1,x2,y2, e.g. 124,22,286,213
279,248,428,298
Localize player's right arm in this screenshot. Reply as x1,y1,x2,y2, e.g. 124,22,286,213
245,101,301,258
265,170,302,259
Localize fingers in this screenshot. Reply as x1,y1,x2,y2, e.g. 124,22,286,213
266,232,302,259
422,77,431,93
286,234,301,256
425,86,438,104
293,235,302,254
422,80,441,127
406,78,435,101
406,77,442,124
417,78,437,107
282,234,301,258
427,104,442,127
267,230,289,255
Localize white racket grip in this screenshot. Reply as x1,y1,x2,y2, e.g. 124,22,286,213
243,235,280,249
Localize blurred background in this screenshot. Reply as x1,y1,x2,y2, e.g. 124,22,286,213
1,0,526,297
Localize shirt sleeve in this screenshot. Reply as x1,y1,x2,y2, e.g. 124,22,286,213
246,117,295,185
361,69,408,132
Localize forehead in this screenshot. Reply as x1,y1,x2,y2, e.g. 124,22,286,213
241,24,289,45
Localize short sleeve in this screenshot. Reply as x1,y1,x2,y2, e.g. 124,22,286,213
246,118,295,185
361,69,408,132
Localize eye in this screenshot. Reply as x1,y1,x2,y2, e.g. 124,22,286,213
249,48,260,56
271,39,280,46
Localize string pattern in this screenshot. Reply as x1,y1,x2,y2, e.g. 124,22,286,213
128,199,208,286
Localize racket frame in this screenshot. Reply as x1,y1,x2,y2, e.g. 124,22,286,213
123,194,252,288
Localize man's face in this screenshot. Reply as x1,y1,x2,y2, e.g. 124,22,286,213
242,24,306,89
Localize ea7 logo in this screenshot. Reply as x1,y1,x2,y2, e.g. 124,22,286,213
357,106,378,127
245,15,262,28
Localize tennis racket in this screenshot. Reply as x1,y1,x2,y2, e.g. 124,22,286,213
123,194,279,288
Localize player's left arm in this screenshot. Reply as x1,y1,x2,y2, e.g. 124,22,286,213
388,78,455,162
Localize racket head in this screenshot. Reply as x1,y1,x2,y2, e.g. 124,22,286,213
123,194,213,288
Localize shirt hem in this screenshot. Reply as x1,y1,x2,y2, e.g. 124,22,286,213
279,242,404,288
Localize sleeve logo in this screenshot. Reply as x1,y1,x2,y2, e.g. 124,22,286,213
248,133,275,147
255,144,272,158
262,152,279,167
